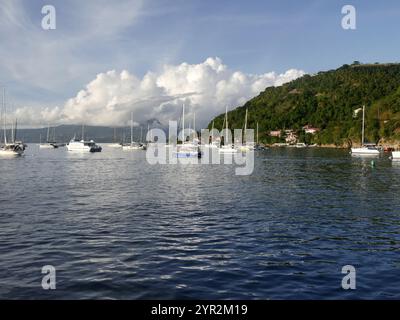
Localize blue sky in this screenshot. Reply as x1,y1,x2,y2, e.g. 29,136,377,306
0,0,399,126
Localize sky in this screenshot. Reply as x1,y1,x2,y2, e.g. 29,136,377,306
0,0,399,128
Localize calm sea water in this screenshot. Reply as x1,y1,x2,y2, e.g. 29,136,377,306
0,145,399,299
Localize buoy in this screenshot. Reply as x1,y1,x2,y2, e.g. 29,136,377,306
371,160,375,167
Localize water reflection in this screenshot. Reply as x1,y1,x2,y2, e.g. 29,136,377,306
0,145,400,299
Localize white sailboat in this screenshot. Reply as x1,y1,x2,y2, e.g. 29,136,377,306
122,112,144,150
39,124,58,149
204,120,219,149
66,124,102,152
351,105,380,155
219,106,237,154
0,88,25,157
109,127,123,148
174,104,201,158
254,121,267,150
237,108,254,152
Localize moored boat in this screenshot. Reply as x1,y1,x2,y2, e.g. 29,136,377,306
66,125,102,152
174,104,201,158
39,125,59,149
0,88,25,157
122,112,145,150
218,106,237,154
351,105,380,156
67,138,102,152
391,150,400,160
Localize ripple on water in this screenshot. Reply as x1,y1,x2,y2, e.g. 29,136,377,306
0,146,400,299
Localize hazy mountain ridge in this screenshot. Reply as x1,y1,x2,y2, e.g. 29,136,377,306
5,124,165,143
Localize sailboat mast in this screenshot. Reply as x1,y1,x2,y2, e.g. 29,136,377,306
188,109,191,141
140,126,143,143
211,120,214,143
82,124,84,141
3,87,7,145
362,105,365,146
224,106,229,146
244,108,248,144
13,118,17,143
14,119,17,143
130,112,133,144
46,124,50,142
182,104,185,142
226,106,228,131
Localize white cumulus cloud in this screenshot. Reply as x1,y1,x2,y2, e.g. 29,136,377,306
14,57,305,128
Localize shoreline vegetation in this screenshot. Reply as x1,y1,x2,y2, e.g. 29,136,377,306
209,62,400,150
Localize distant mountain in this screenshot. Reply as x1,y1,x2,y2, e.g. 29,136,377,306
7,124,165,143
209,62,400,146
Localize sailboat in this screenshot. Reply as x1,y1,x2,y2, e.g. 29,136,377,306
351,105,380,155
145,122,157,149
237,108,254,152
109,127,123,148
122,112,144,150
174,104,201,158
0,88,25,157
39,124,58,149
219,106,237,154
204,120,219,149
254,122,266,150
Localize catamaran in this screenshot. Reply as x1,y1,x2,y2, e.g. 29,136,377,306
219,106,237,154
123,112,144,150
0,88,25,157
351,105,380,155
66,125,102,152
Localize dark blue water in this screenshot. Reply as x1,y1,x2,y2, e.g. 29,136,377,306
0,145,399,299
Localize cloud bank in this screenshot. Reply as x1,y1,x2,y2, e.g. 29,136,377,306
14,57,305,128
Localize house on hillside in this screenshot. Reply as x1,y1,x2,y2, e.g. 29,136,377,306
284,130,297,144
303,125,320,135
269,130,282,137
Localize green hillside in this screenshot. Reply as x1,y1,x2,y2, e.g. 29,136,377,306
209,62,400,146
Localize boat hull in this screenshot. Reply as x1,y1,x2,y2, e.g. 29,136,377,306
67,145,102,152
351,147,380,155
0,149,23,157
219,147,237,153
108,143,123,148
39,143,58,149
122,146,143,150
392,151,400,159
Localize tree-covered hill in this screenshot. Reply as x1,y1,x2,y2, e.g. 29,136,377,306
209,62,400,146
